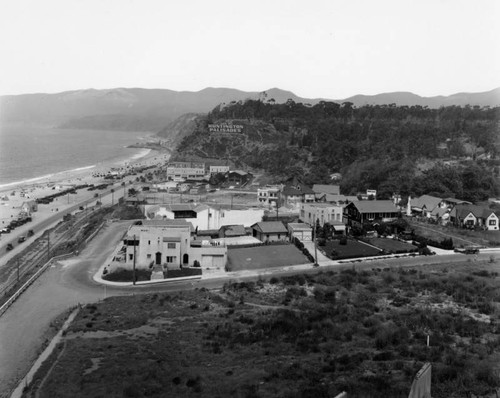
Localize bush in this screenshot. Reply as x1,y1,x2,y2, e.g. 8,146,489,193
339,236,348,245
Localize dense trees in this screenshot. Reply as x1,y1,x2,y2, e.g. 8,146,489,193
178,99,500,201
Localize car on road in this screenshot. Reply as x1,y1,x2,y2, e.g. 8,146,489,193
6,243,13,251
18,236,26,243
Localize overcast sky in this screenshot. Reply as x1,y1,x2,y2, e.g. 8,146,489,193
0,0,498,98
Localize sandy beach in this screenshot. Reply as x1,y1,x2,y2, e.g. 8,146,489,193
0,147,170,234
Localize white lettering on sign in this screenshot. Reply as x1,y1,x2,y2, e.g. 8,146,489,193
208,124,244,133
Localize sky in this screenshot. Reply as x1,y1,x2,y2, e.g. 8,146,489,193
0,0,499,99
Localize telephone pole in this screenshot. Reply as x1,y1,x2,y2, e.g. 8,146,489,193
133,234,137,285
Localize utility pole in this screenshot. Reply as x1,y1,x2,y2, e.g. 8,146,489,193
133,234,136,285
17,258,20,283
313,225,318,266
47,233,50,261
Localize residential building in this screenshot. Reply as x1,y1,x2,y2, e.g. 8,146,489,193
288,223,312,241
257,185,280,206
300,203,344,226
312,184,340,196
251,221,288,243
166,162,206,180
144,203,264,231
343,200,401,228
209,165,230,175
450,204,500,230
218,224,247,238
410,195,444,218
122,220,227,270
281,178,315,206
227,170,252,186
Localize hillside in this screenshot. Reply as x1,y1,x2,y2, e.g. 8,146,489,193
1,87,499,131
174,100,500,202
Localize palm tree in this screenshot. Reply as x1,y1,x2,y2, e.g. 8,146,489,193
111,188,115,205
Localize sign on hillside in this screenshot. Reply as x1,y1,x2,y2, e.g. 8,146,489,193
208,123,244,133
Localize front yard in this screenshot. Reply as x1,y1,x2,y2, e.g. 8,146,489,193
364,237,417,254
322,239,381,260
227,244,309,271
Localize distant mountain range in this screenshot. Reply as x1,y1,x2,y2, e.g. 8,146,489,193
1,87,499,132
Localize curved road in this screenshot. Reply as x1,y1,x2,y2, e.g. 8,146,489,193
0,217,498,397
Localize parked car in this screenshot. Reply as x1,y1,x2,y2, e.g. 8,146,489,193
27,229,34,237
18,236,26,243
6,243,13,251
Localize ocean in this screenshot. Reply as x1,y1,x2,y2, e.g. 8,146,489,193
0,124,153,188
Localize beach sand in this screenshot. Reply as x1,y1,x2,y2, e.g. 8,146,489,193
0,148,170,231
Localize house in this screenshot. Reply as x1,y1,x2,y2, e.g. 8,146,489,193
441,197,472,209
300,203,344,226
251,221,288,243
281,178,315,206
312,184,340,195
166,162,206,180
209,165,230,175
257,185,280,206
144,203,265,231
343,200,401,228
218,224,247,238
122,220,227,270
357,189,378,200
227,170,252,186
410,195,444,218
288,223,312,241
316,194,358,205
21,200,38,214
450,204,500,230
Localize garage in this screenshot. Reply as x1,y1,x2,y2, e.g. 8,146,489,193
201,254,225,268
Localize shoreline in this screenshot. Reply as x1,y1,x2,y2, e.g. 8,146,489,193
0,145,170,228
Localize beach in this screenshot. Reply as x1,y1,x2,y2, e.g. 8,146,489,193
0,147,169,238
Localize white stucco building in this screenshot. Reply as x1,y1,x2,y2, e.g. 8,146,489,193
143,203,265,231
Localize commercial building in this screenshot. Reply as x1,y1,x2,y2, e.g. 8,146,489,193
166,162,206,180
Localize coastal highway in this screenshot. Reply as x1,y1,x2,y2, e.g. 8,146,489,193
1,211,499,397
0,182,125,268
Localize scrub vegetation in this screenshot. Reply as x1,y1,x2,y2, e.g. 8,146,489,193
24,263,500,398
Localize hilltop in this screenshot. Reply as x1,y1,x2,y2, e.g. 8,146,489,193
171,99,500,202
1,87,499,131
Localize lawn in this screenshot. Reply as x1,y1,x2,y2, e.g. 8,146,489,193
227,244,309,271
323,239,381,260
364,237,417,253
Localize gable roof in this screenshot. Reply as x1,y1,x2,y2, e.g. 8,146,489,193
251,221,288,234
282,183,315,196
453,204,498,219
349,200,400,214
411,195,442,212
312,184,340,195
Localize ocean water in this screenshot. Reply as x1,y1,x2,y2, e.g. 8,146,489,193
0,124,152,188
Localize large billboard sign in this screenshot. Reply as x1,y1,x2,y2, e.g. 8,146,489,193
208,123,244,133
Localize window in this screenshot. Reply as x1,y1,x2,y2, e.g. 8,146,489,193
148,240,151,245
489,219,497,226
147,254,151,259
129,254,133,260
167,243,176,249
166,256,176,263
278,234,281,239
